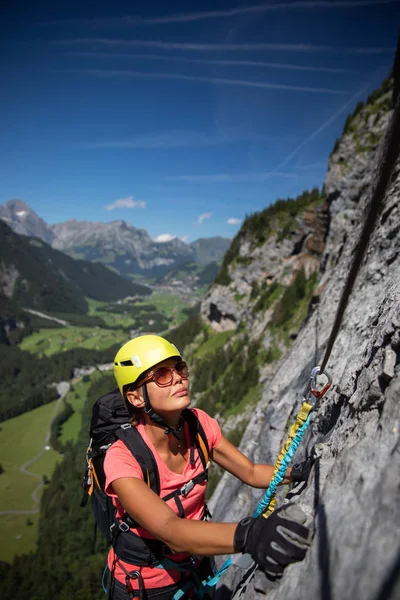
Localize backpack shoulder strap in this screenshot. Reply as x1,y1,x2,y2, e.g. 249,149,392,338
115,425,160,495
182,409,210,469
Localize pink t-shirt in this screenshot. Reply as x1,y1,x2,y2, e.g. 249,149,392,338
104,408,222,591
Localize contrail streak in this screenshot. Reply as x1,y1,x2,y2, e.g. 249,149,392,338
54,38,394,54
34,1,400,27
68,67,346,94
168,172,299,183
274,76,381,170
65,51,356,74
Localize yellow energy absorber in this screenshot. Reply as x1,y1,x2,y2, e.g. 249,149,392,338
262,401,313,518
88,459,101,496
197,433,209,464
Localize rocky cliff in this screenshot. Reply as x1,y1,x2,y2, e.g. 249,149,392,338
200,187,327,335
205,71,399,600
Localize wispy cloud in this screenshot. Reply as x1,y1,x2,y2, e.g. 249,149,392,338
197,213,212,224
274,75,382,170
84,129,271,149
54,38,395,54
36,1,398,28
154,233,176,242
66,67,346,95
104,196,145,210
227,218,242,225
65,52,356,74
168,172,299,183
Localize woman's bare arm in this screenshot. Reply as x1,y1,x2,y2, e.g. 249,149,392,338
211,435,292,487
112,477,238,556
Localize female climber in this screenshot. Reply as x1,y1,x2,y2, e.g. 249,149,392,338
104,334,312,599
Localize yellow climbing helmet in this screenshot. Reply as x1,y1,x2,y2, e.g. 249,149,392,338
113,334,181,395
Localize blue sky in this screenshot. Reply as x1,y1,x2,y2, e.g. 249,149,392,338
0,1,398,243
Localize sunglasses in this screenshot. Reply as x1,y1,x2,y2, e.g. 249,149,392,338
142,360,189,388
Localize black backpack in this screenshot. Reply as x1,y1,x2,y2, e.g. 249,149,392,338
81,388,210,550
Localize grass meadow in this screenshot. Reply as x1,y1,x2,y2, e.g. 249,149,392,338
0,369,112,562
0,401,63,560
19,325,127,357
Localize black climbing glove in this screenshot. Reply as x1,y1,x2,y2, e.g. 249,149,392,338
234,504,312,581
291,456,314,483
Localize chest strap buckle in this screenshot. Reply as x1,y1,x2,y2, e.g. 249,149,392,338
180,480,195,497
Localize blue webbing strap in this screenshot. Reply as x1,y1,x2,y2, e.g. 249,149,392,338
102,564,109,594
200,556,232,591
158,557,215,600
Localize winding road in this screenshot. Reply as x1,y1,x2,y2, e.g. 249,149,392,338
23,308,70,326
0,381,70,516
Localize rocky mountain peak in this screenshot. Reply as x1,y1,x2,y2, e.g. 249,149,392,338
0,199,55,245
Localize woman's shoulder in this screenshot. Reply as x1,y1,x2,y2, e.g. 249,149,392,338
189,407,212,424
104,438,141,468
104,437,144,484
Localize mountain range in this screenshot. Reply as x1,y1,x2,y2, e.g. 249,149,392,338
0,218,151,313
0,200,231,280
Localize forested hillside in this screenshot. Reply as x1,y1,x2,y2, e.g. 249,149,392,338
0,342,121,421
0,220,150,315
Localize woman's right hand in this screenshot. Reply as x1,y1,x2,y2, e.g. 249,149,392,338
233,504,313,581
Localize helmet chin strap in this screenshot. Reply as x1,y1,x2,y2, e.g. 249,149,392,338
142,383,183,440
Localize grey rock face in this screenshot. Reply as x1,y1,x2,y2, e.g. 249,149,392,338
201,206,328,333
209,85,399,599
0,264,20,298
0,199,55,244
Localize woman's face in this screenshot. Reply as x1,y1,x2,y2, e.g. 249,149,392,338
126,357,191,419
146,357,191,414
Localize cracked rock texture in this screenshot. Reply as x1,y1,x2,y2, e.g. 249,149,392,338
200,203,328,334
209,76,399,600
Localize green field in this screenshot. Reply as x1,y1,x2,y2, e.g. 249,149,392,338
0,401,63,510
20,295,193,359
138,293,190,322
87,294,192,332
0,400,64,560
0,368,109,562
19,325,127,357
87,297,137,329
60,370,113,445
0,513,41,563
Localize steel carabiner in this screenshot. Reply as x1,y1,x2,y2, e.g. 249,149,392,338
303,366,332,403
